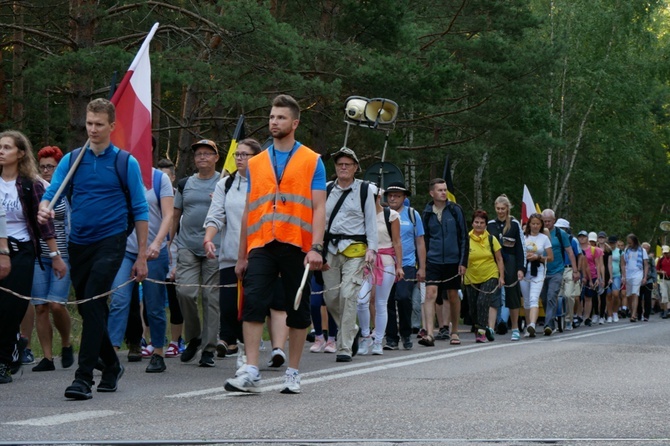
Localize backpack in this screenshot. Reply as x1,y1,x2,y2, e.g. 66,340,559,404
68,147,135,235
326,180,369,216
152,168,163,212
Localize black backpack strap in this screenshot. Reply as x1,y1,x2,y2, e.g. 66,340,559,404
407,206,416,227
224,171,237,195
113,150,134,235
177,176,190,195
324,188,353,253
359,180,369,215
383,206,392,241
489,234,496,259
20,178,44,269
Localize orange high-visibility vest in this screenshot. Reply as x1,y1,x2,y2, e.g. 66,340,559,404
246,145,319,254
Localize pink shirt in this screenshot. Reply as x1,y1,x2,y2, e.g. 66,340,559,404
582,245,603,279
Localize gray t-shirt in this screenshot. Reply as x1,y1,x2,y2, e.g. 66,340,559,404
126,169,174,254
174,172,220,256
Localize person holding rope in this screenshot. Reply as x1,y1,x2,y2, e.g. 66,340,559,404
577,231,604,326
520,213,553,338
322,147,377,362
225,94,326,394
38,98,149,400
0,131,62,384
465,209,504,343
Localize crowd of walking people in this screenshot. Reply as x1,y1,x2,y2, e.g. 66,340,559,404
0,94,666,400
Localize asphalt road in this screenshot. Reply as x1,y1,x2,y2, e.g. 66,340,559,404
3,317,670,446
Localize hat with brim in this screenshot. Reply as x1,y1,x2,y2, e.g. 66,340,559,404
597,231,607,238
663,245,670,254
577,230,588,237
555,218,570,229
191,139,218,154
332,147,359,164
588,232,598,243
385,181,410,196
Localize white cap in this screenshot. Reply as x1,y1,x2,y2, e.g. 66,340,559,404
588,231,598,243
555,218,570,229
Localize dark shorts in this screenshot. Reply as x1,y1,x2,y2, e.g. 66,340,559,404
242,241,311,329
583,279,599,298
426,262,461,290
503,256,522,310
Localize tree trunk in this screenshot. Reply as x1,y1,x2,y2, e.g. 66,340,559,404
474,151,488,209
11,1,24,128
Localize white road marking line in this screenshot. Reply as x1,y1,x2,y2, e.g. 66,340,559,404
4,410,120,426
167,323,642,399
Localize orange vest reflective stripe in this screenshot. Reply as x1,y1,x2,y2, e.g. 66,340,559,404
247,145,319,253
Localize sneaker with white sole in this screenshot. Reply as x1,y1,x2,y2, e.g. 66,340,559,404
510,329,521,341
280,371,301,394
565,323,573,331
225,370,260,393
165,342,180,358
310,336,326,353
323,339,337,353
592,315,599,324
613,313,619,322
358,336,372,356
606,316,613,323
371,342,383,355
267,348,286,368
236,343,246,371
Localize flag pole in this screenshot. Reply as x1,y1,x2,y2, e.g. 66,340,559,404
46,140,89,211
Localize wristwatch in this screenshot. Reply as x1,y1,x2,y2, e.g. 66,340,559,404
49,250,61,258
310,243,324,255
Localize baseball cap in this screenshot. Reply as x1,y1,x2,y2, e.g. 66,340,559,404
191,139,218,154
577,230,588,237
597,231,607,238
608,235,618,244
555,218,570,229
332,147,360,164
588,231,598,242
663,245,670,254
385,182,410,196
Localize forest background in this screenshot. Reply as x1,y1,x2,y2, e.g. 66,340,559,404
2,0,670,242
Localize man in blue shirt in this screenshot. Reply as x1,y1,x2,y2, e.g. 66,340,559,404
39,98,148,400
384,182,425,350
540,209,579,335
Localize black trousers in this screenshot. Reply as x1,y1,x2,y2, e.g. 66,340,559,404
0,240,35,365
69,232,126,384
386,266,416,343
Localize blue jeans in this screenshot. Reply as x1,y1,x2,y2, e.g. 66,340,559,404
108,247,169,348
540,272,563,330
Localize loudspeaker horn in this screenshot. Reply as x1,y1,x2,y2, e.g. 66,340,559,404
344,96,369,123
365,98,398,127
660,221,670,232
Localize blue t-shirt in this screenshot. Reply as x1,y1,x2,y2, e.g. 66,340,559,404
563,236,582,267
398,206,424,267
547,227,572,275
248,143,326,192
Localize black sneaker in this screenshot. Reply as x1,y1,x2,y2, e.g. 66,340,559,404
97,363,124,392
216,342,227,358
584,318,592,327
10,336,27,375
384,340,399,350
32,358,55,372
64,379,92,400
61,346,74,369
180,338,201,363
146,354,166,373
0,362,12,384
306,330,316,343
127,344,142,362
402,336,413,350
199,351,215,367
335,354,352,362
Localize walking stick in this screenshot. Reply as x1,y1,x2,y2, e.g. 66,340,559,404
294,263,310,311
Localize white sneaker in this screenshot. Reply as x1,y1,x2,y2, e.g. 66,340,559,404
323,339,337,353
613,314,619,322
599,317,605,325
267,348,286,368
225,370,260,393
592,315,599,324
565,323,573,331
358,336,372,356
371,342,383,355
280,371,301,394
606,316,613,323
310,337,326,353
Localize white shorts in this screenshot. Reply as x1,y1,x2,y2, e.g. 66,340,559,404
626,277,642,297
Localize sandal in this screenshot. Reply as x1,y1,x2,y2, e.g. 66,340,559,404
226,344,239,355
418,334,435,347
630,317,637,323
450,334,461,345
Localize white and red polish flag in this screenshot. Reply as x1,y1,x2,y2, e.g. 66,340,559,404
521,184,540,225
110,22,159,188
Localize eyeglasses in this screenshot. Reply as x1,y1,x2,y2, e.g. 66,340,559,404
39,164,56,172
336,162,355,168
194,151,216,158
233,152,253,159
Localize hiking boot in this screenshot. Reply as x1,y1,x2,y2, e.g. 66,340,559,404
146,354,166,373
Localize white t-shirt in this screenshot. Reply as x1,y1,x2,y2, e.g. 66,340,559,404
625,247,648,280
524,233,552,271
0,178,29,241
